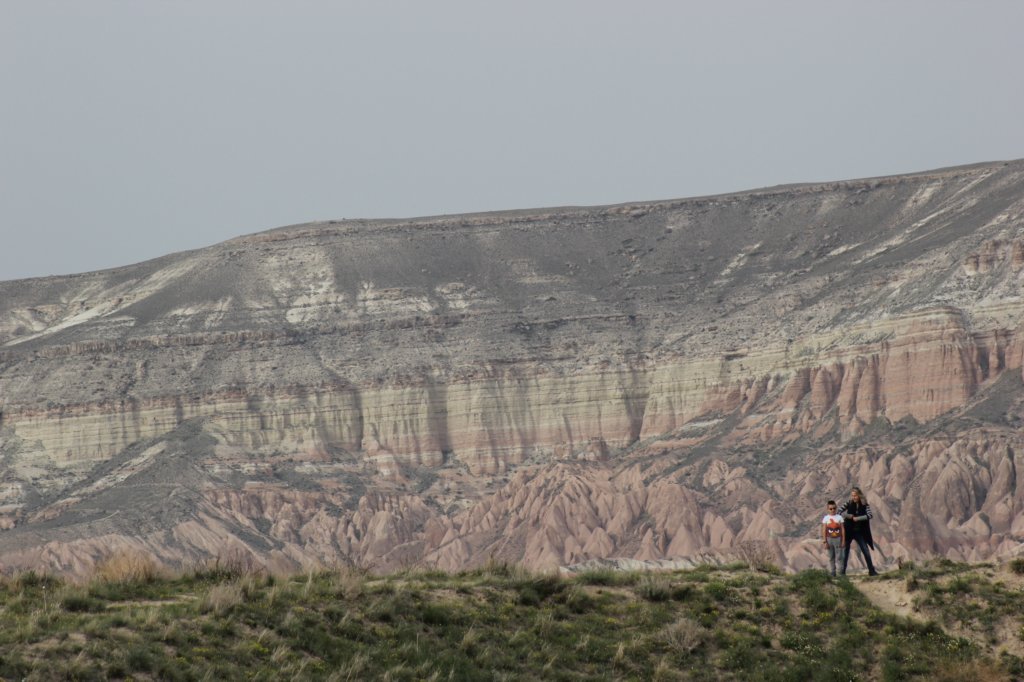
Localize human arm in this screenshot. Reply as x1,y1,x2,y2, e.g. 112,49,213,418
854,504,873,522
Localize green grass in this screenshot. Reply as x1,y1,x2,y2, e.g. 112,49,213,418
0,562,1011,680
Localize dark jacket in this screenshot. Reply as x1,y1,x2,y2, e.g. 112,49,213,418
838,500,874,550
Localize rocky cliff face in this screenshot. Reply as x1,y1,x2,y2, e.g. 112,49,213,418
3,160,1024,575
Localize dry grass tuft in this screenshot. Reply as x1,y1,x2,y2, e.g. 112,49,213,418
652,656,683,681
479,556,538,583
636,575,672,602
93,550,163,584
329,567,365,600
735,540,778,573
460,626,480,653
328,652,369,681
933,660,1010,682
270,644,291,664
187,548,264,581
200,583,244,615
612,641,627,667
236,574,262,599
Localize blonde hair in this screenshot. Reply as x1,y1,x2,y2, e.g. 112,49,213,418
851,486,868,505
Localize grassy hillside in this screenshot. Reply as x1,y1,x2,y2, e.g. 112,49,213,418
0,557,1017,681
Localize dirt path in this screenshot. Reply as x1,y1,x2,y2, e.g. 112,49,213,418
853,578,917,620
853,570,1024,659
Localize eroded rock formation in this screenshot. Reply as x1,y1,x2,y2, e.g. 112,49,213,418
2,159,1024,575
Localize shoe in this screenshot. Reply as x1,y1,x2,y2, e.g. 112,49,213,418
868,570,878,576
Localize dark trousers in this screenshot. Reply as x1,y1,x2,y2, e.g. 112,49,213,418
842,536,876,575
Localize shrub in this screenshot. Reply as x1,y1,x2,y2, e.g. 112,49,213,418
1009,558,1024,575
188,549,262,582
802,585,838,612
0,654,31,680
671,584,694,601
329,568,365,600
14,570,60,590
791,569,830,591
719,640,757,672
659,618,706,654
105,661,128,679
736,541,779,573
779,631,823,656
515,574,564,604
478,557,534,582
947,577,973,594
420,602,456,626
367,598,397,622
559,585,595,613
517,585,541,606
573,567,638,587
15,570,43,588
61,594,105,613
126,645,155,673
999,652,1024,678
704,581,730,602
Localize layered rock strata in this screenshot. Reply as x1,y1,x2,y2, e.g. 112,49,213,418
2,159,1024,574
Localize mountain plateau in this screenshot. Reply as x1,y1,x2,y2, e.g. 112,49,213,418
2,160,1024,575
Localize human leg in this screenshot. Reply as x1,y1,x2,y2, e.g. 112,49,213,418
827,538,844,576
861,538,877,575
841,540,851,575
852,537,877,575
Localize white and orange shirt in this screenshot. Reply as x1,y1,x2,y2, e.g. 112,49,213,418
822,514,844,540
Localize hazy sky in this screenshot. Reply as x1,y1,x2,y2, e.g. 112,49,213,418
3,2,1023,280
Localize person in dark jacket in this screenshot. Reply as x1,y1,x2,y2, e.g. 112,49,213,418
839,486,878,576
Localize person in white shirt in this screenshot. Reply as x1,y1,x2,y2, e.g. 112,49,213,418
821,500,846,577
